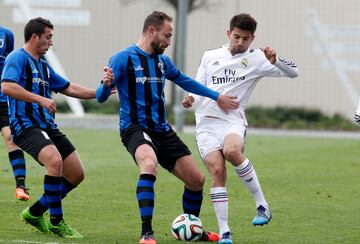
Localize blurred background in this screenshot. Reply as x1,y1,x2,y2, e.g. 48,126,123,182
1,0,359,126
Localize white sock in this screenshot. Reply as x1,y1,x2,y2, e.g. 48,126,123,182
210,187,230,235
235,158,268,208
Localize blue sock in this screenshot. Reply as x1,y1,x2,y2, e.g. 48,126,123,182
137,174,156,235
30,177,76,217
44,175,62,225
182,187,203,217
9,150,26,188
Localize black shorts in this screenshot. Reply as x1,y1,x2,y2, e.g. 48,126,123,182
0,102,9,129
13,127,75,162
120,124,191,171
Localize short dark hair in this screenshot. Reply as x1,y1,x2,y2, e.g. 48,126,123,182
24,17,53,42
230,13,257,34
142,11,173,33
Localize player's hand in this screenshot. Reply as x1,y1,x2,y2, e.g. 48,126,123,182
354,112,360,126
103,66,114,87
216,94,239,112
182,96,194,108
264,46,277,64
39,97,56,114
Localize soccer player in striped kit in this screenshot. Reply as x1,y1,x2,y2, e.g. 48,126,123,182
96,11,239,244
183,13,299,244
1,17,109,238
0,25,30,201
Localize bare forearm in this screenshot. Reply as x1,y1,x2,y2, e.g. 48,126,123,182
62,83,96,99
2,82,43,103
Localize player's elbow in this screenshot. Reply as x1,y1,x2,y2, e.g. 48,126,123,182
1,82,11,96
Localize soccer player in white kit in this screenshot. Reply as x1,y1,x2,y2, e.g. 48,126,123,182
183,13,299,244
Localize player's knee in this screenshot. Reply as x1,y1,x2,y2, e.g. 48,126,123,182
139,157,158,175
45,155,63,174
194,174,205,189
185,173,205,190
223,147,243,162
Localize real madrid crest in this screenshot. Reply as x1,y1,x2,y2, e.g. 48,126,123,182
240,58,248,68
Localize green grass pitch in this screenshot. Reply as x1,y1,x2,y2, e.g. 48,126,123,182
1,129,359,243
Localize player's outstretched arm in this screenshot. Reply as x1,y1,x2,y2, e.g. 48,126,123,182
61,83,96,99
263,46,299,78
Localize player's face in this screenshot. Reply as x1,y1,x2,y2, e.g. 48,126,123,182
227,27,255,55
35,27,53,55
151,21,173,54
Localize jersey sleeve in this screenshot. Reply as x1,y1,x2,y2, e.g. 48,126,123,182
163,55,181,80
108,52,125,86
190,52,208,107
96,53,122,103
258,50,299,78
1,51,26,83
47,64,70,92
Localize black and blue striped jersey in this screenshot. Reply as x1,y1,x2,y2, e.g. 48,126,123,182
97,44,219,132
0,26,14,103
1,48,70,136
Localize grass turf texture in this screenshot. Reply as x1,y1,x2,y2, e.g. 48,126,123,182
0,129,359,243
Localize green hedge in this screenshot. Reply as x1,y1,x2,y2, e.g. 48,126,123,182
56,101,359,131
246,106,359,131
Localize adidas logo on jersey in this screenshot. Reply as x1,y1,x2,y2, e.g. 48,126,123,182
135,65,144,71
212,61,220,66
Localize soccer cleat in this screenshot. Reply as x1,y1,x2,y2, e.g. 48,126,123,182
48,220,83,238
218,231,232,244
253,205,272,226
20,207,49,233
200,230,220,242
15,187,30,201
139,232,156,244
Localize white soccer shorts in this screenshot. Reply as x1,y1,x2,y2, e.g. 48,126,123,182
195,116,247,160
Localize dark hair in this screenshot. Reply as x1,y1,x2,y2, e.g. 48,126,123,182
230,13,257,34
142,11,173,33
24,17,53,42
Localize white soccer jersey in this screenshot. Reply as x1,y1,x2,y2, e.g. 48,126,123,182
190,45,299,126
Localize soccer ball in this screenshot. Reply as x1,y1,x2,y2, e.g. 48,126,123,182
171,213,203,241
